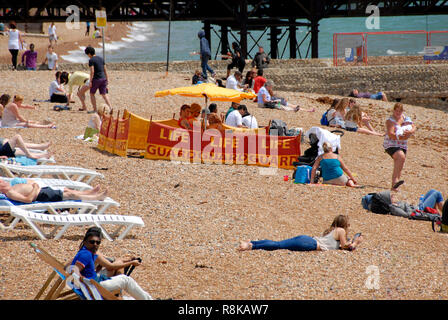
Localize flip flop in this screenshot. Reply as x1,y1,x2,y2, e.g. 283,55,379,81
392,180,404,189
78,108,87,111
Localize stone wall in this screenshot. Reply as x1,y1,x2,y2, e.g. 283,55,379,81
2,58,447,107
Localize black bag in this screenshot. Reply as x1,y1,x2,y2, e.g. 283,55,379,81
369,193,391,214
432,199,448,232
269,119,288,136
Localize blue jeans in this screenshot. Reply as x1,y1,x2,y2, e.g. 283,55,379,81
419,189,443,211
251,235,317,252
370,92,383,100
201,55,214,79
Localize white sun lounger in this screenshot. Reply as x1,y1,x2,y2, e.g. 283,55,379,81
0,178,120,214
1,177,93,191
0,163,104,184
0,193,119,215
7,207,144,241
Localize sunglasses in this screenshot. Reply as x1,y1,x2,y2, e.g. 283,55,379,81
88,240,101,245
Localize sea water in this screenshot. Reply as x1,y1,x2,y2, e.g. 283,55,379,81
61,15,448,63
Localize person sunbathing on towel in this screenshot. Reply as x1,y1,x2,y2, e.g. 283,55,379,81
0,178,107,203
0,134,52,160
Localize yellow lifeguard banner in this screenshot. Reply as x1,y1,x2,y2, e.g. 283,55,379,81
122,109,179,151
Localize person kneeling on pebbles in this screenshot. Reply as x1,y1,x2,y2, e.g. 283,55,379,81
0,178,107,203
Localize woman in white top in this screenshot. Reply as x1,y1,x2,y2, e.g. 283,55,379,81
238,215,363,252
2,95,55,128
7,23,23,70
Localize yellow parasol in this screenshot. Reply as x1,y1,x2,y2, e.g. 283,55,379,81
154,82,256,103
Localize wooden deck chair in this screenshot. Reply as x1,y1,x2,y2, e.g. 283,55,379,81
30,243,120,300
8,207,144,241
0,163,104,184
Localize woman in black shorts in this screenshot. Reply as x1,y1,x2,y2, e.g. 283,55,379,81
383,103,416,191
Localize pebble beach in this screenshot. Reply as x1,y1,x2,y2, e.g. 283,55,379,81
0,23,448,301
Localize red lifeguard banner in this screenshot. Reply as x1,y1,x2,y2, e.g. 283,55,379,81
113,116,130,157
97,113,111,151
144,121,300,170
104,115,118,154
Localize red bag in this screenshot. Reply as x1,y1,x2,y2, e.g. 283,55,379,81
424,207,439,215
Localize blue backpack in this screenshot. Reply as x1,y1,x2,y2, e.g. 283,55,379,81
294,165,312,184
320,111,329,126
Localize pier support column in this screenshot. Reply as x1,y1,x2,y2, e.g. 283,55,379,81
239,0,248,59
289,18,297,59
310,19,319,58
270,26,279,59
221,25,229,55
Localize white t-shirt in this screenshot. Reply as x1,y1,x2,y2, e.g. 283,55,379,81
49,80,62,97
225,110,243,127
226,75,243,91
242,115,258,129
46,52,58,70
8,30,20,50
48,25,57,38
257,86,271,107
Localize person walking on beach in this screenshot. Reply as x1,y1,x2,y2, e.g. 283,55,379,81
383,103,416,191
196,30,215,80
7,22,23,70
85,21,91,36
48,22,57,46
238,215,364,252
84,46,112,113
42,45,58,71
21,43,37,70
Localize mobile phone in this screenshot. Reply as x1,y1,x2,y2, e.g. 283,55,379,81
353,233,362,241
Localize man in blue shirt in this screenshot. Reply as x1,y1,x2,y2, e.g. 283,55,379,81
70,227,154,300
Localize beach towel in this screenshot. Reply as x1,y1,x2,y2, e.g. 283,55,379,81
305,127,341,156
10,156,38,166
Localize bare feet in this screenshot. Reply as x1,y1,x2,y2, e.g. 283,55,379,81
89,185,101,194
97,190,108,201
238,240,253,251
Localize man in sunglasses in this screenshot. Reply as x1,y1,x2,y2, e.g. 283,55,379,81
70,227,154,300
